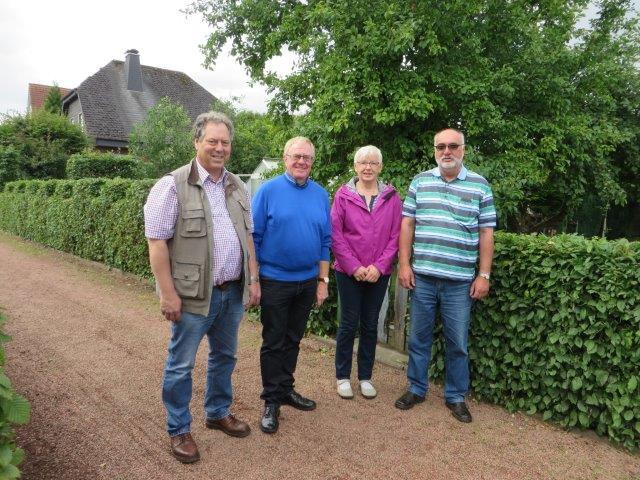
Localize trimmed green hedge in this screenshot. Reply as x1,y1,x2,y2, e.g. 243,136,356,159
0,312,30,479
0,178,154,277
464,233,639,450
65,152,144,179
0,180,639,450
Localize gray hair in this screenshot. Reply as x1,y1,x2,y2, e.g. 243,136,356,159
193,111,234,142
354,145,383,164
434,128,465,145
283,136,315,157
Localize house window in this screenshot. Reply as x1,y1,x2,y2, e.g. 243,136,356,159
77,113,84,129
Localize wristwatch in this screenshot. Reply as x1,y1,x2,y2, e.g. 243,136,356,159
318,276,329,284
478,272,490,280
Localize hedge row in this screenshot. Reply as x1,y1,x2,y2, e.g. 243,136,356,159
65,152,144,180
0,180,638,450
0,312,30,479
433,233,639,450
0,178,154,277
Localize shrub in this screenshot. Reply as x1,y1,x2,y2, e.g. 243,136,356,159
0,312,31,479
0,146,20,187
0,110,88,180
1,182,638,450
66,151,142,179
0,178,153,277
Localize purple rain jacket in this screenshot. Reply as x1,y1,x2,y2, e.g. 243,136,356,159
331,178,402,276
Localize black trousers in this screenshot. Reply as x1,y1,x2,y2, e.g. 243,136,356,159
259,277,317,404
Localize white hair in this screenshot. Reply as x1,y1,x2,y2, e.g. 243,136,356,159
353,145,383,164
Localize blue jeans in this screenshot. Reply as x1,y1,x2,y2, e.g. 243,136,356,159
162,281,244,436
406,274,473,403
335,271,390,381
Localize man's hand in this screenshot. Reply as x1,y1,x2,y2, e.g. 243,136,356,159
160,291,182,322
470,276,490,300
398,264,415,289
316,282,329,306
248,281,261,307
363,265,381,283
353,266,368,282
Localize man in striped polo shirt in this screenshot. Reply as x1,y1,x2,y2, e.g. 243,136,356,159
394,128,496,423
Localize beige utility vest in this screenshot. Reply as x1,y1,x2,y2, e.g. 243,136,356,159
167,159,251,315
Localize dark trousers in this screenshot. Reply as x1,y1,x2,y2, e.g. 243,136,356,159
259,277,317,404
335,271,390,381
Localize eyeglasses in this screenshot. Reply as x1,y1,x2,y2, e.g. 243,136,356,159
286,153,315,163
355,161,381,167
434,143,464,151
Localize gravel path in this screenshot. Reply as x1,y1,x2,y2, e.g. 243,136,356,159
1,233,638,480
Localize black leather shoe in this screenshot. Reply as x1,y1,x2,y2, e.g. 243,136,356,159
260,404,280,434
282,391,316,411
446,401,472,423
394,391,425,410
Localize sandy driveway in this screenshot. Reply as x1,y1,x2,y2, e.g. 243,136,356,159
1,233,638,480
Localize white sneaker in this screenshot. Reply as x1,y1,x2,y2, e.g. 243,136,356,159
360,380,377,399
337,379,354,399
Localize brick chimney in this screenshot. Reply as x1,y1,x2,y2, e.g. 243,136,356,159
124,49,143,92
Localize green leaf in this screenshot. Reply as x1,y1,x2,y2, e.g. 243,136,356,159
0,444,11,467
627,376,638,392
0,463,20,479
3,394,30,424
578,412,590,427
9,447,24,467
571,378,583,391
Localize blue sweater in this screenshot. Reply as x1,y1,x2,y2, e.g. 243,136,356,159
252,174,332,281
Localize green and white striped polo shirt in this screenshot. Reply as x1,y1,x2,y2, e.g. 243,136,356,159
403,165,497,281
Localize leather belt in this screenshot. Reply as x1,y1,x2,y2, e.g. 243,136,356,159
215,280,239,291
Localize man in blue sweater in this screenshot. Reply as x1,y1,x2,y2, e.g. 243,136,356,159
252,136,332,434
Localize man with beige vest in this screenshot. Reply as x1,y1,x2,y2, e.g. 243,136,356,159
144,111,260,463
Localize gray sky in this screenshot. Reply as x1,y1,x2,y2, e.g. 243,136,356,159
1,1,637,117
0,0,282,115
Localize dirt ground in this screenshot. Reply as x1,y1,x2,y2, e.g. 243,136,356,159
1,233,638,480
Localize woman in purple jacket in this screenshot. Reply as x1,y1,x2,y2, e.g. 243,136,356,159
331,145,402,399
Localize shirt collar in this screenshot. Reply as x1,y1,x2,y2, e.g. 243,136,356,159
284,171,309,188
196,158,227,185
430,164,468,181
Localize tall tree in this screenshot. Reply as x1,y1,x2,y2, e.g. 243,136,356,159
189,0,640,232
211,97,295,174
43,84,63,115
129,97,193,178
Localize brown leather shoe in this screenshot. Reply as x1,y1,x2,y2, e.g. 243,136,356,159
206,414,251,438
170,433,200,463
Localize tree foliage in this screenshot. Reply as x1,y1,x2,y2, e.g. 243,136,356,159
129,97,194,178
210,97,293,174
43,84,63,115
0,110,88,181
190,0,640,233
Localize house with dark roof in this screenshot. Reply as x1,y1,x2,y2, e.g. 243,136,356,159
28,83,72,112
61,49,216,150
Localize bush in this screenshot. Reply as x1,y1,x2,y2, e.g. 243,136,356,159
301,232,640,450
66,151,142,179
429,233,639,450
0,312,31,479
0,178,154,277
1,182,638,450
0,146,20,187
0,110,88,180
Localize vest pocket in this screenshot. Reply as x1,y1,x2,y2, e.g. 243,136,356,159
172,262,203,299
181,208,206,237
